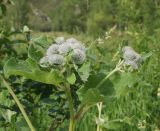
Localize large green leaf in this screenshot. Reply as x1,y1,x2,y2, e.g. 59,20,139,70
81,88,104,105
113,72,139,98
67,73,76,85
16,116,31,131
28,44,44,62
29,35,51,62
77,73,115,106
32,35,49,49
4,58,64,86
78,62,91,82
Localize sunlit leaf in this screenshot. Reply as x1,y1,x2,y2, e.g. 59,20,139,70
32,35,49,49
67,73,76,85
28,44,44,62
78,62,91,82
113,72,139,98
2,109,16,123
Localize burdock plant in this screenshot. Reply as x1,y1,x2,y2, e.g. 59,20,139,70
3,35,149,131
3,36,87,131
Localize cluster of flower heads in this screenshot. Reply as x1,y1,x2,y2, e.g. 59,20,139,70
122,46,143,69
39,37,86,67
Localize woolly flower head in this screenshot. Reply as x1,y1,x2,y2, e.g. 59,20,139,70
46,44,59,56
71,49,86,64
55,37,65,44
39,37,86,67
39,56,49,68
48,54,64,65
66,38,85,51
71,42,86,51
58,42,72,55
66,38,79,44
122,46,143,69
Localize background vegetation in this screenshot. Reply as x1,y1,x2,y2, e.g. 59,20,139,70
0,0,160,131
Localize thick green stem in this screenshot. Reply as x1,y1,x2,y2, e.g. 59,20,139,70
65,84,75,131
69,117,75,131
0,75,35,131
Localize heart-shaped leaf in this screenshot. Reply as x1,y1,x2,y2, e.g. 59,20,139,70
28,44,44,62
77,73,115,106
78,62,91,82
67,73,76,85
4,58,64,86
32,35,49,49
113,72,139,98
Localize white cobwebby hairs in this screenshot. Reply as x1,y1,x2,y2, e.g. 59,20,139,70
39,37,86,67
122,46,143,69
